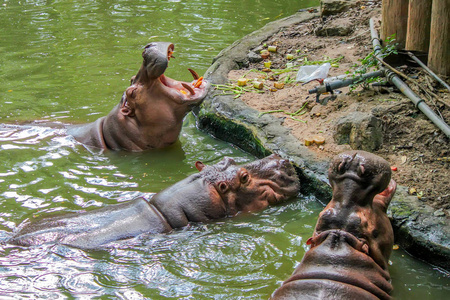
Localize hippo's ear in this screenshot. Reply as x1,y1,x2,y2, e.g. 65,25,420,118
195,161,205,171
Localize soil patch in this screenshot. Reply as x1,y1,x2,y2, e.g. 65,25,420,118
224,2,449,213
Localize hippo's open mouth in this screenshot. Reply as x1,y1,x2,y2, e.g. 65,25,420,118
140,42,209,104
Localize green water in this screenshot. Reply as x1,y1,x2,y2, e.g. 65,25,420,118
0,0,448,298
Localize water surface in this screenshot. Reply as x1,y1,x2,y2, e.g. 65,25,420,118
0,0,448,298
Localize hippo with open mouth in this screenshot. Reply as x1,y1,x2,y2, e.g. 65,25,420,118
272,151,396,300
10,155,299,249
67,42,209,151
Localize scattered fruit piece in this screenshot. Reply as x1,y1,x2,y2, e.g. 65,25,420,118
268,45,277,52
274,82,285,89
391,166,398,171
286,54,294,60
270,87,278,92
253,81,264,89
260,50,270,59
417,191,424,200
392,245,399,250
409,187,417,195
305,137,314,146
237,78,248,86
313,135,325,145
264,61,272,68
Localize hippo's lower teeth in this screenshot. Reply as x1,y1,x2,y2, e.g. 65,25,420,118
181,83,195,95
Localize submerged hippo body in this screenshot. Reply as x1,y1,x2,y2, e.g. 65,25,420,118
67,42,209,151
272,151,396,300
10,155,299,249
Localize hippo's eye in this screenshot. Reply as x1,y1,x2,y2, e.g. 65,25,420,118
240,172,250,184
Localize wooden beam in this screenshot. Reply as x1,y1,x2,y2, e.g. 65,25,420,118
428,0,450,76
381,0,409,49
406,0,432,52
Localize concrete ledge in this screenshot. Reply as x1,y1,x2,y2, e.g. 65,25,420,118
193,8,450,271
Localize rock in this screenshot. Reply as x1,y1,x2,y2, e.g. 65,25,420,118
434,209,446,217
315,19,354,36
333,111,383,152
321,0,359,17
247,50,263,63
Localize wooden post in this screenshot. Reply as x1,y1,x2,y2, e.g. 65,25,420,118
405,0,432,52
428,0,450,76
381,0,409,48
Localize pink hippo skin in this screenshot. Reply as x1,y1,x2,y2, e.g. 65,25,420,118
272,150,396,300
68,42,209,151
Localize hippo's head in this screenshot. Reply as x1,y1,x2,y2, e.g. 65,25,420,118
271,151,396,300
150,154,300,228
103,42,209,150
121,42,208,115
316,150,395,267
328,150,392,205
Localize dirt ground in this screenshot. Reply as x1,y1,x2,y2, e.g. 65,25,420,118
225,3,449,212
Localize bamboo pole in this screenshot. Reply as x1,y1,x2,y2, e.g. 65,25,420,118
428,0,450,76
381,0,409,49
405,0,432,52
371,18,450,138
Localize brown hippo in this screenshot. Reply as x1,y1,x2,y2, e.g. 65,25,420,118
10,154,299,249
272,150,396,300
67,42,209,151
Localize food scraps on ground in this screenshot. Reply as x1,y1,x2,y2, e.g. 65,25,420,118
274,82,284,89
237,78,248,86
304,137,314,146
260,50,270,59
268,45,277,52
313,135,325,145
253,81,264,89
